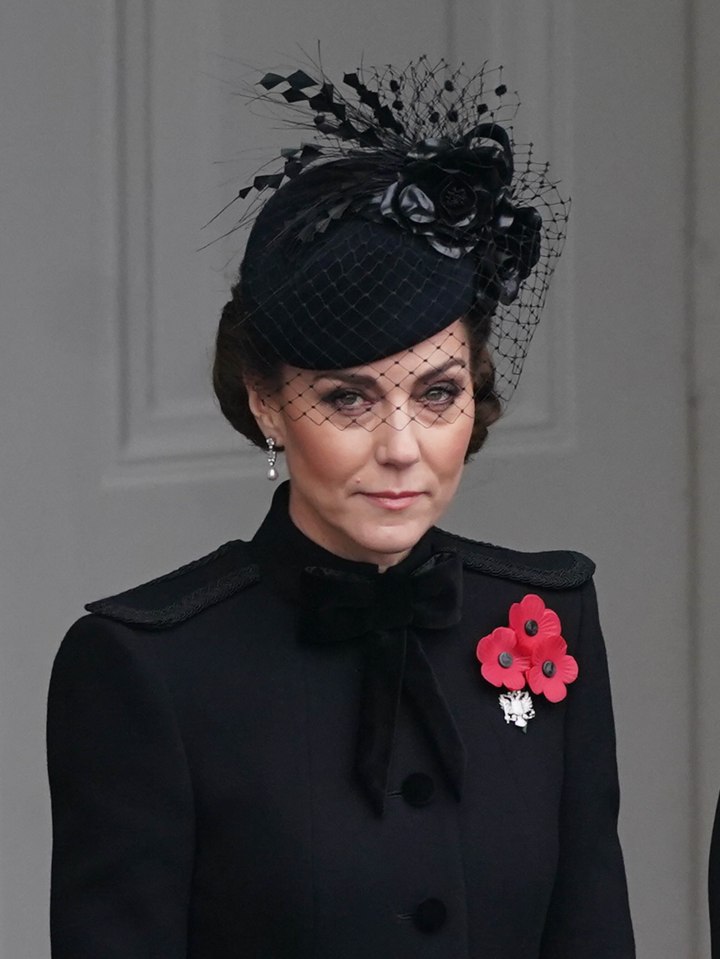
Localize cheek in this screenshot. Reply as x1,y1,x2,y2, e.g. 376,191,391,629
432,413,475,477
282,420,372,482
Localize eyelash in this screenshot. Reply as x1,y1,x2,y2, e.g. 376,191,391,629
422,381,463,406
322,389,371,415
321,380,464,417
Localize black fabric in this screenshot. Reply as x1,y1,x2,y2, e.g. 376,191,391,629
709,793,720,956
83,485,594,630
298,551,465,814
85,542,260,626
247,484,466,815
439,529,595,588
241,207,478,370
401,771,435,806
49,488,635,958
413,897,448,933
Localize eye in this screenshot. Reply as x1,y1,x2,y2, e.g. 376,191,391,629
321,388,373,416
421,381,462,407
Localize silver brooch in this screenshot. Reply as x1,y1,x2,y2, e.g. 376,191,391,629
499,690,535,732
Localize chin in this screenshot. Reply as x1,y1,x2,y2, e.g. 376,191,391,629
352,517,430,560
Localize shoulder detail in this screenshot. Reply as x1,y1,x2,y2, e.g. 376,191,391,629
85,540,260,628
435,528,595,589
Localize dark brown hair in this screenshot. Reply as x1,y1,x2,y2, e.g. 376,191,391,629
213,280,502,459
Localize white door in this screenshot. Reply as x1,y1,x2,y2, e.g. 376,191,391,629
0,0,699,955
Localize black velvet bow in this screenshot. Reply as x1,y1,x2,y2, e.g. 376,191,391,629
298,551,467,815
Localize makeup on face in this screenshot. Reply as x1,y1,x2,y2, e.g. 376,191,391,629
268,320,475,568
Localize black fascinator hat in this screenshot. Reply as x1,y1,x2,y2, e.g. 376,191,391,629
217,57,568,402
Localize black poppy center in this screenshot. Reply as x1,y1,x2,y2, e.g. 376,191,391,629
542,660,556,678
498,651,514,668
524,619,539,637
438,176,476,219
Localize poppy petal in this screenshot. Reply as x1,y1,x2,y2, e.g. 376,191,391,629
520,594,545,619
557,655,579,684
539,608,561,634
502,668,527,691
476,626,516,662
480,661,506,687
509,594,544,634
542,676,569,703
477,597,576,701
531,634,567,665
527,665,545,696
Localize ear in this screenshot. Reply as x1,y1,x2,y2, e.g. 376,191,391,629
245,378,286,446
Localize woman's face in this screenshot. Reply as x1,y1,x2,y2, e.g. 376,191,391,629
250,319,475,568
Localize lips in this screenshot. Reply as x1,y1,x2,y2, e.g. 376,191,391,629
361,491,423,511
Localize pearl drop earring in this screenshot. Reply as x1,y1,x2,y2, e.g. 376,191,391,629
266,437,278,481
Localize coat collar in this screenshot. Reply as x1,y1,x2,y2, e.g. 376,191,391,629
85,483,594,628
249,481,436,603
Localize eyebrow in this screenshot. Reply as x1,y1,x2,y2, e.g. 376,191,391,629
313,357,468,390
415,357,468,385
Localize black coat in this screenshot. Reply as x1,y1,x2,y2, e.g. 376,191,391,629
47,484,635,958
709,794,720,955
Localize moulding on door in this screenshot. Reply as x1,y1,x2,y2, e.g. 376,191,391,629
108,0,575,486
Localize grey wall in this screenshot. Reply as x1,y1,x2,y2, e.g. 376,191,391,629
693,0,720,950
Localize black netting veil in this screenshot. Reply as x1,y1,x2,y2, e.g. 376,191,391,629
213,57,569,439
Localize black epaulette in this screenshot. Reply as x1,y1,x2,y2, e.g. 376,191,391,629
85,540,259,628
85,530,594,629
435,528,595,589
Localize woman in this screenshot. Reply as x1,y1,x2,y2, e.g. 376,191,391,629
47,58,635,957
709,796,720,954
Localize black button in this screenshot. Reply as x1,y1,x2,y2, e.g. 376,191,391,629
413,898,447,933
401,772,435,807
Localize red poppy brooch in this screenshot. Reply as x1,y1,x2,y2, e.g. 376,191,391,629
475,594,578,731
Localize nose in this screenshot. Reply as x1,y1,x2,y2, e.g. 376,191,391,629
373,407,422,468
